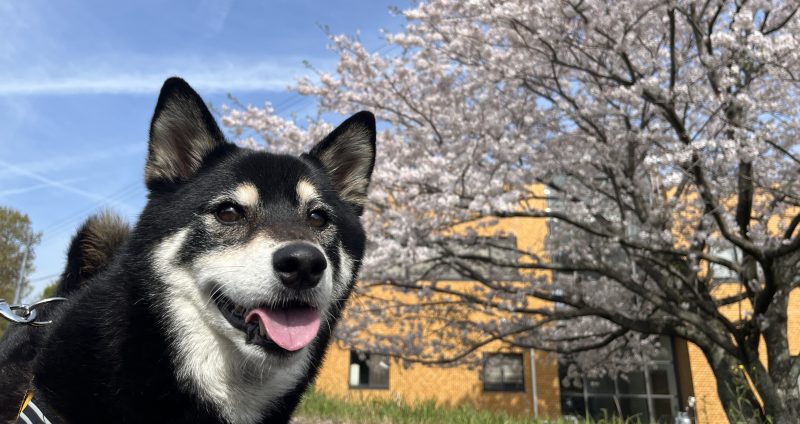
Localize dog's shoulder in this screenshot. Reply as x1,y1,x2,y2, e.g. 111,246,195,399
0,212,129,422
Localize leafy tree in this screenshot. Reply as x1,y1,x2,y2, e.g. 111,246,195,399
224,1,800,421
40,281,58,299
0,206,41,334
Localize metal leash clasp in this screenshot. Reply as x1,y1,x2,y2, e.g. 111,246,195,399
0,297,67,326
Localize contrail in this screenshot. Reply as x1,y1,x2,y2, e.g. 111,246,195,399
0,60,316,95
0,159,131,210
0,177,86,197
0,143,145,180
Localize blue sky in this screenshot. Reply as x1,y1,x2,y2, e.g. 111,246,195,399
0,0,403,300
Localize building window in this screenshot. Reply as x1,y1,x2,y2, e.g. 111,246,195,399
560,337,679,423
708,246,741,281
349,351,389,389
483,353,525,392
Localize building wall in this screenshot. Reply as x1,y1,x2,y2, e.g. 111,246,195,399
532,349,562,418
315,342,562,418
314,185,564,417
314,183,800,423
315,301,800,424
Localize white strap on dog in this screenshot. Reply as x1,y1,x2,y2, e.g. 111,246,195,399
18,399,53,424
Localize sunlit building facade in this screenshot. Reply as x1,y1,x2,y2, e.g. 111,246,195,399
313,190,800,424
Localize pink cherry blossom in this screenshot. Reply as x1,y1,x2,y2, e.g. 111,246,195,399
224,1,800,420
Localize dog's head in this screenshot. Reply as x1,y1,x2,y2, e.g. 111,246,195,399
138,78,375,365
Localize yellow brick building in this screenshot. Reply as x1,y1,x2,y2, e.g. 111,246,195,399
312,191,800,423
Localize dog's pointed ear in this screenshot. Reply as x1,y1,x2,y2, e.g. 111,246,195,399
145,77,225,188
306,111,376,214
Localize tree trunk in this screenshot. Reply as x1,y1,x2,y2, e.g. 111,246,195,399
705,347,767,423
768,377,800,424
705,346,800,423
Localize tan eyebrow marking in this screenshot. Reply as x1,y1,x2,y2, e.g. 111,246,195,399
296,179,321,205
232,182,259,208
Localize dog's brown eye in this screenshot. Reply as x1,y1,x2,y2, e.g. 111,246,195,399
308,210,328,228
216,204,243,224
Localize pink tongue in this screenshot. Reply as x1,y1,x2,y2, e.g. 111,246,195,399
245,307,321,351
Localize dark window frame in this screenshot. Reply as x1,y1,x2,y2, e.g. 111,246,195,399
482,352,526,392
348,351,390,390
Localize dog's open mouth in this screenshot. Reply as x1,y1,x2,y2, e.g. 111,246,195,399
213,294,321,352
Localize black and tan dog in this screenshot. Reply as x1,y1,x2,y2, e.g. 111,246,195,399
0,77,376,423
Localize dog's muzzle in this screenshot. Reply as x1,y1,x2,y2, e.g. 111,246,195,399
213,242,328,354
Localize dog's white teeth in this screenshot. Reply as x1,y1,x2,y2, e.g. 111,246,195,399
258,320,267,337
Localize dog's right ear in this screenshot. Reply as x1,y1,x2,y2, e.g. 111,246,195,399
306,111,376,215
145,77,225,189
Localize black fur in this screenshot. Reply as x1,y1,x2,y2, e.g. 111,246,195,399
0,212,130,423
4,78,375,424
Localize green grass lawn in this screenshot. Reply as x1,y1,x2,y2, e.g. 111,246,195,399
294,389,534,424
294,389,644,424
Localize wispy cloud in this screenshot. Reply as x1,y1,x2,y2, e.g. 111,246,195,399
0,1,334,96
196,0,234,35
0,143,146,180
0,159,133,210
0,56,322,95
0,177,87,198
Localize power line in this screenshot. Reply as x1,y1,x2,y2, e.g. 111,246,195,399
35,183,144,255
40,182,143,237
28,273,60,283
279,97,313,116
271,93,304,111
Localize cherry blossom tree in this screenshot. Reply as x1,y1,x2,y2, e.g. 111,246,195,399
224,1,800,421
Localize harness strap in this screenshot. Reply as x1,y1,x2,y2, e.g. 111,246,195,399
16,392,52,424
17,391,33,418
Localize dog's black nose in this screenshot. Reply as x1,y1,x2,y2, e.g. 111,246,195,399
273,243,327,290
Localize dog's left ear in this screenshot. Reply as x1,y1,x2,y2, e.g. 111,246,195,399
145,77,226,188
306,111,376,214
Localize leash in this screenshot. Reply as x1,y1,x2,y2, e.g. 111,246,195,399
0,297,67,326
1,297,66,423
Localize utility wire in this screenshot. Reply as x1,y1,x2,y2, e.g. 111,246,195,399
40,182,143,240
28,273,60,283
